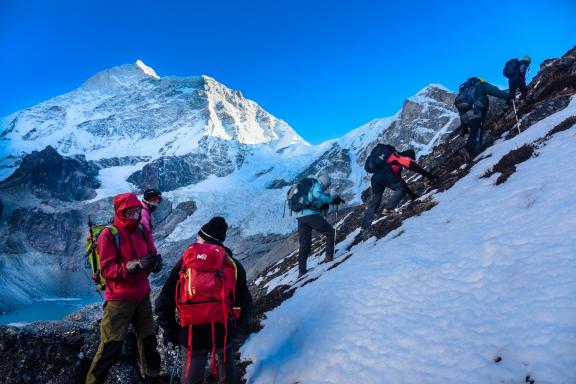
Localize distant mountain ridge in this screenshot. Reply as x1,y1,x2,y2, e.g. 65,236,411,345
0,60,460,312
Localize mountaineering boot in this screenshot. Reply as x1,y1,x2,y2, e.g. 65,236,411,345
459,148,473,163
320,256,333,264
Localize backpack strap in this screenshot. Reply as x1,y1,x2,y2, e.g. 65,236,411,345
138,223,147,241
107,226,120,253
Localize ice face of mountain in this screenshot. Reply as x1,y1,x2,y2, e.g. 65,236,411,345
0,60,311,182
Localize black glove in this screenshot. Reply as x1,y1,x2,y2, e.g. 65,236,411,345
126,260,143,275
162,328,179,346
150,254,162,274
459,125,469,137
319,203,330,212
140,253,162,273
331,196,345,205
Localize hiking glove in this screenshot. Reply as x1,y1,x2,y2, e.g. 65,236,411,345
141,253,161,272
319,203,330,212
331,196,345,205
150,254,163,274
126,260,143,275
459,125,469,137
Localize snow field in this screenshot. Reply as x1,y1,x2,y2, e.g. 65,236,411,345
241,98,576,383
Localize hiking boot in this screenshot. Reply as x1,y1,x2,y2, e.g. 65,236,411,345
320,256,333,264
459,148,473,163
297,270,307,279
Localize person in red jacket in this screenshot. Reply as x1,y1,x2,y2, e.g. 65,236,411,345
361,147,437,230
86,192,163,384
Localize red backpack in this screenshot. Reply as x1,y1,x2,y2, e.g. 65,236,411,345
176,242,238,376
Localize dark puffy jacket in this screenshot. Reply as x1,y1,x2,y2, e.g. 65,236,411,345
155,243,253,349
471,78,510,115
372,152,435,185
98,192,156,302
509,59,530,81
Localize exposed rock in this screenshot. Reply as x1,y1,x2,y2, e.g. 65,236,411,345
483,145,535,185
254,167,273,177
127,139,236,192
0,324,91,384
357,85,459,164
153,200,197,241
265,179,291,189
94,156,152,168
0,146,100,202
1,207,84,255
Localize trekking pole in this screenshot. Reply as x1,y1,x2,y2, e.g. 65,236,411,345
169,347,180,384
512,99,521,135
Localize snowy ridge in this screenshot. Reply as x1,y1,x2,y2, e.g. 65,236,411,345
0,61,313,181
241,97,576,383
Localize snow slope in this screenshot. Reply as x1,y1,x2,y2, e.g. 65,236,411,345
241,98,576,383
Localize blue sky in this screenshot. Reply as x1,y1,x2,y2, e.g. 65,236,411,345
1,0,575,144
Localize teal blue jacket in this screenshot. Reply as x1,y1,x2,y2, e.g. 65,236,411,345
295,180,333,217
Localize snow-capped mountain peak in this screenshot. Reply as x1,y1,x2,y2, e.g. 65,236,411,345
135,59,160,79
80,60,160,93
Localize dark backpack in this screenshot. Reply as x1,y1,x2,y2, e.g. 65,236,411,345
503,58,520,79
454,78,484,114
286,178,317,212
364,144,395,173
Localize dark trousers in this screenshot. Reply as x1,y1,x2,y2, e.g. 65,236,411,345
180,345,236,384
297,214,335,274
509,77,528,100
464,118,484,156
86,297,160,384
361,178,405,229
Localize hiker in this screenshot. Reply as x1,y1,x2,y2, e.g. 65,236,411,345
86,192,163,384
361,144,437,230
290,174,344,278
503,56,531,101
155,216,252,384
454,77,511,161
141,188,162,239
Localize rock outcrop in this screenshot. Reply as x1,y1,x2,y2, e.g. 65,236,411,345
0,146,100,202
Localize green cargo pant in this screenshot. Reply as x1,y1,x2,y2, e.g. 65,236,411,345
85,296,160,384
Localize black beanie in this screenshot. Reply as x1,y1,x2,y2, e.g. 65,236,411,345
198,216,228,243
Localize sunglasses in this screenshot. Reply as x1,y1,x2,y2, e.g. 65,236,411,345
124,207,143,217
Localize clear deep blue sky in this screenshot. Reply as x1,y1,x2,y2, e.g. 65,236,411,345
1,0,575,144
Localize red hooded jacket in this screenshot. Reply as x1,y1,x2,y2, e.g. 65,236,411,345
98,192,157,302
